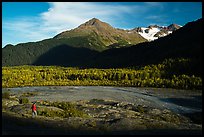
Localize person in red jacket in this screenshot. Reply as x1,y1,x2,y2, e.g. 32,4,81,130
31,102,37,118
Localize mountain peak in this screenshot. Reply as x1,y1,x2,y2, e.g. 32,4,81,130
167,24,181,31
84,18,101,26
147,25,160,29
89,17,100,22
78,18,112,29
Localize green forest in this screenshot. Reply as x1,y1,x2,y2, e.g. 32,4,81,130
2,58,202,90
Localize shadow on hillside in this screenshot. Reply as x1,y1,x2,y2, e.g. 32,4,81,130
32,18,202,71
32,44,98,67
89,18,202,72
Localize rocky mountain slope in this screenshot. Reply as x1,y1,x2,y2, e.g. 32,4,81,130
54,18,147,48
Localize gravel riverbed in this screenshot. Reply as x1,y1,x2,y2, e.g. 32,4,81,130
3,86,202,114
2,86,202,135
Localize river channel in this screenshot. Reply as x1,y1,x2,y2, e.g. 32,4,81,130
2,86,202,114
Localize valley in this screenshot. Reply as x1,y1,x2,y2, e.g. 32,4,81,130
2,15,202,135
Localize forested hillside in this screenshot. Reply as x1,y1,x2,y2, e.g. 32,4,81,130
90,18,202,77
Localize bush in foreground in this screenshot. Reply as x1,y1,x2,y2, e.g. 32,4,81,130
38,101,89,118
19,98,29,104
2,92,10,99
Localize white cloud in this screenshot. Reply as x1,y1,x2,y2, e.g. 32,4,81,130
2,2,166,47
40,2,136,32
3,17,54,46
3,2,139,47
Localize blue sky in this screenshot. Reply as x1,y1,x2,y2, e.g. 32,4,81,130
2,2,202,48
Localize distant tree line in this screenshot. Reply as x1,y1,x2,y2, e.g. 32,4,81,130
2,58,202,90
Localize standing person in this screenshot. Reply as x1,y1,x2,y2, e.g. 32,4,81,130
31,102,37,118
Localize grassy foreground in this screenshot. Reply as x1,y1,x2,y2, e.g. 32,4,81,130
2,58,202,89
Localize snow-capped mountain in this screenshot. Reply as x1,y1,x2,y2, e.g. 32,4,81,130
132,24,182,41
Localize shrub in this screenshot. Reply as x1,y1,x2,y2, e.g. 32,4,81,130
19,98,29,104
136,105,145,113
40,101,89,118
38,109,65,118
21,92,38,97
52,101,89,118
2,91,10,99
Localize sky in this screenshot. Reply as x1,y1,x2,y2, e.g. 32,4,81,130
2,2,202,48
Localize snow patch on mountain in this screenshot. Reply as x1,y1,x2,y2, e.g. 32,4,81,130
138,27,161,41
133,24,181,41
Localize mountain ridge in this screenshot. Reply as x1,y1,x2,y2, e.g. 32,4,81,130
3,18,182,49
2,18,202,74
88,18,202,77
53,18,147,48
